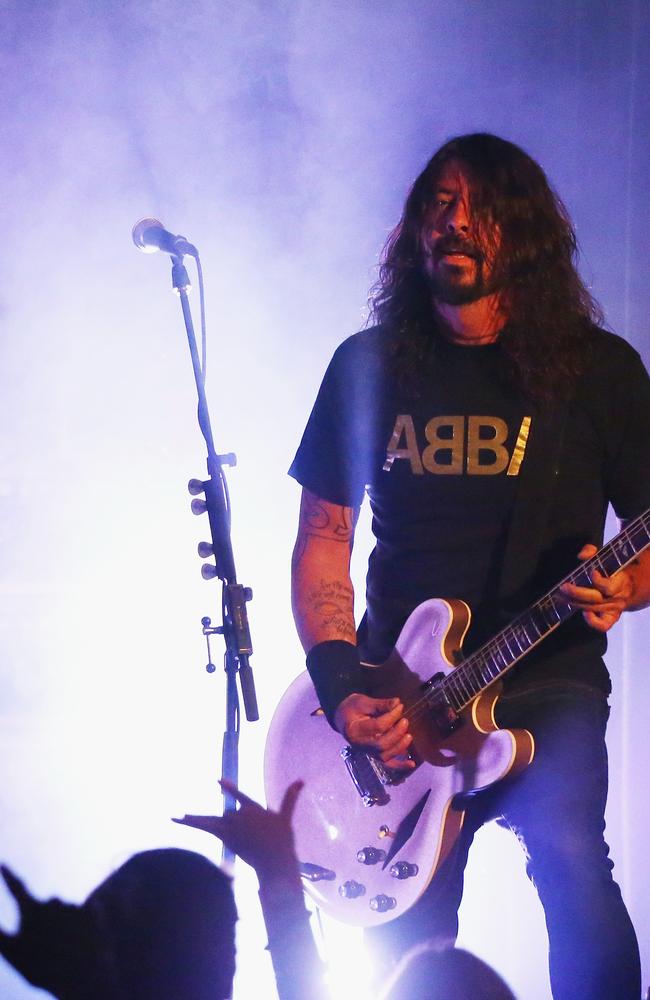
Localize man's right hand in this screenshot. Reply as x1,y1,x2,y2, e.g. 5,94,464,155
333,693,414,770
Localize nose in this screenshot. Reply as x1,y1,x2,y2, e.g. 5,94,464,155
445,198,469,234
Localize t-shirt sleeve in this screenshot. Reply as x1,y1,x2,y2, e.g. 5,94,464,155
289,338,378,508
604,342,650,519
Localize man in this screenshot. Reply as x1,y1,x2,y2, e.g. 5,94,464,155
289,133,650,1000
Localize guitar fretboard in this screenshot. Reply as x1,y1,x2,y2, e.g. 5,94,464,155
436,509,650,713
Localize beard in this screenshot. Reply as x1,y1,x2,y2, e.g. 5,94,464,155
424,236,501,305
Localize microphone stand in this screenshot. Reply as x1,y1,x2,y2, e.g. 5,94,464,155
170,253,259,864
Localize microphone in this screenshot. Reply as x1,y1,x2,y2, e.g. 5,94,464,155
132,218,198,257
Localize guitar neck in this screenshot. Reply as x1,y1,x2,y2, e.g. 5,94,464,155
441,508,650,712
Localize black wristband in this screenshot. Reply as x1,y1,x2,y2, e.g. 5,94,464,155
306,640,365,731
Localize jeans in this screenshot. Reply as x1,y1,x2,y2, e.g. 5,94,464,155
366,683,641,1000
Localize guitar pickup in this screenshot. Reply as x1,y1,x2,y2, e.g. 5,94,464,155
341,746,391,806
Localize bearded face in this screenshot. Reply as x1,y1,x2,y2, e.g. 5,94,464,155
420,159,502,306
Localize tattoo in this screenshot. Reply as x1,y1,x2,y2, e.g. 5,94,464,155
292,489,359,573
299,490,357,543
310,579,356,641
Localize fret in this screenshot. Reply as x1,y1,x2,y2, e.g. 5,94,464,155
502,632,519,659
509,628,526,654
605,544,624,569
610,535,638,566
468,655,485,688
476,657,494,687
592,554,607,575
484,651,502,679
478,645,500,680
527,607,548,646
456,670,475,702
468,672,484,698
511,622,532,651
538,596,561,626
445,672,467,706
551,591,571,624
555,596,574,624
434,509,650,708
628,525,650,555
570,565,592,589
630,522,650,550
493,638,512,669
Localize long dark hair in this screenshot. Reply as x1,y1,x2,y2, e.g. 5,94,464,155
370,133,603,401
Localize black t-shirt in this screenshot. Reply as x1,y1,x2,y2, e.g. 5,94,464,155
290,325,650,693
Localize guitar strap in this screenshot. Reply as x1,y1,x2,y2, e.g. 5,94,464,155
496,399,570,619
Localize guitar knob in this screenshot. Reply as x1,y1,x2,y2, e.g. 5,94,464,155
390,861,419,880
369,894,397,913
339,880,365,899
357,847,387,865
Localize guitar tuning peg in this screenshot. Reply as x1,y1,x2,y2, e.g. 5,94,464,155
191,498,207,515
201,564,218,580
198,541,214,558
188,478,206,496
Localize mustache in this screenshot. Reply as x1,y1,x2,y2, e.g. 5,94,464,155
433,236,484,261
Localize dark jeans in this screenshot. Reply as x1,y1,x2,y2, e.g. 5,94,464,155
367,683,641,1000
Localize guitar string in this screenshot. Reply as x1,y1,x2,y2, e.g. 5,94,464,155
394,511,650,730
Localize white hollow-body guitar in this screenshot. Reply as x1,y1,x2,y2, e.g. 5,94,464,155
264,510,650,927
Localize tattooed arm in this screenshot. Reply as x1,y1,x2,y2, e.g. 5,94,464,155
291,488,413,768
291,487,358,651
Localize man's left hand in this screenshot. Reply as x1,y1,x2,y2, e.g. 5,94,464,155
560,544,633,632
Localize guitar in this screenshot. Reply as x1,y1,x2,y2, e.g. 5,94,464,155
264,509,650,927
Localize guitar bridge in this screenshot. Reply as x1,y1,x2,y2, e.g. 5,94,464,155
341,746,395,806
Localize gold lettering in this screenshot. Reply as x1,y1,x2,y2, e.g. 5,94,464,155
507,416,532,476
383,414,424,474
422,416,464,474
466,417,509,475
